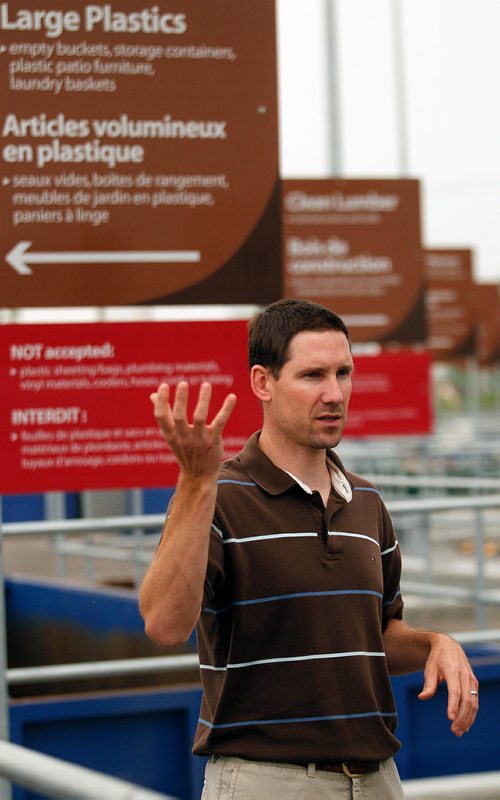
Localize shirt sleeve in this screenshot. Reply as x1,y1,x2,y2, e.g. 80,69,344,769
380,501,404,630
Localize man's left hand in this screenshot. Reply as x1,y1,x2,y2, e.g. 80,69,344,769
418,632,479,737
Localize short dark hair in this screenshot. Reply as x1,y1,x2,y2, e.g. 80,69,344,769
248,298,350,377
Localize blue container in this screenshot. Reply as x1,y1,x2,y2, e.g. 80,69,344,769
392,647,500,779
10,686,205,800
2,493,80,522
6,576,202,799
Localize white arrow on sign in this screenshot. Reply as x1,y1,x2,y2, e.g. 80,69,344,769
6,241,201,276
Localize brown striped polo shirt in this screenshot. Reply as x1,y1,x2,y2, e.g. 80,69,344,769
193,431,404,763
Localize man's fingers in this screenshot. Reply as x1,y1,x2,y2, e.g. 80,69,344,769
151,383,174,432
171,381,190,426
449,662,479,734
150,382,170,408
151,381,237,450
418,665,438,701
183,382,236,433
210,392,238,432
417,633,478,738
192,382,213,430
446,684,462,722
450,675,479,736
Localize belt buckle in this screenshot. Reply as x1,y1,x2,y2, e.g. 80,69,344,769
342,762,363,779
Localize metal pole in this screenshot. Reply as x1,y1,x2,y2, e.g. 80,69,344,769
324,0,343,175
475,507,487,630
44,493,66,521
129,488,147,585
465,356,481,444
0,499,12,800
390,0,410,175
403,770,500,799
45,492,68,580
0,740,174,800
7,653,200,686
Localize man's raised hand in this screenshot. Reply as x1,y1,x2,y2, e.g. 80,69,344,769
150,381,237,479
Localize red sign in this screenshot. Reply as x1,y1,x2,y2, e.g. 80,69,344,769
345,350,433,437
282,178,425,345
0,320,262,494
1,322,433,494
0,1,280,306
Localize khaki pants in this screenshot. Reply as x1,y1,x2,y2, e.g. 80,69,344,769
201,755,406,799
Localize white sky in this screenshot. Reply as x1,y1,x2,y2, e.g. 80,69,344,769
276,0,500,284
4,0,498,324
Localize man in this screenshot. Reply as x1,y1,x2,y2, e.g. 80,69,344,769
140,298,478,799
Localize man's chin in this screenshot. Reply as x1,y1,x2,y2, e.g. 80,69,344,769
311,433,343,450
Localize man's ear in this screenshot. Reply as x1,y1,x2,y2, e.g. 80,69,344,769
250,365,272,401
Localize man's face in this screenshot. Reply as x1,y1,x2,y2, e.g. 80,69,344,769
264,329,354,451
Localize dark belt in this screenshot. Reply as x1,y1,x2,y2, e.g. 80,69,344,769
294,760,380,777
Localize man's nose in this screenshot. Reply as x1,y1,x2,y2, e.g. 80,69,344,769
321,378,343,404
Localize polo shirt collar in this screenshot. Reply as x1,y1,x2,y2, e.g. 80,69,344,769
239,432,296,495
239,431,353,501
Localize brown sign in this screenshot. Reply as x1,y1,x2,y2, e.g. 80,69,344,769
424,249,477,361
282,178,425,345
0,1,281,306
473,283,500,365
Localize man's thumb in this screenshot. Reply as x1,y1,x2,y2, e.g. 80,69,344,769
418,677,436,701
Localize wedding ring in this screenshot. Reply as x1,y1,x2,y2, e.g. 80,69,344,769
470,690,478,696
